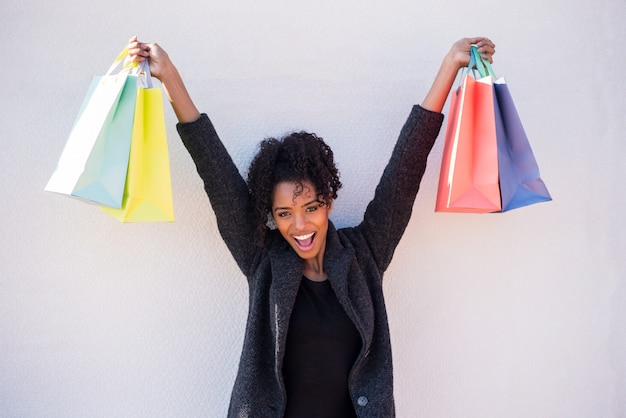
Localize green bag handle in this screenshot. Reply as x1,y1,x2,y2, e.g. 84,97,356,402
469,45,497,79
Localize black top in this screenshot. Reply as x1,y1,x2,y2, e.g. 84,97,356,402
282,277,362,418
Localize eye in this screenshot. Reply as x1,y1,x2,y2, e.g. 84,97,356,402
305,205,318,213
276,211,290,218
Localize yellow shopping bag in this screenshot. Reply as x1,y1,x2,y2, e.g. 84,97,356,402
102,63,175,222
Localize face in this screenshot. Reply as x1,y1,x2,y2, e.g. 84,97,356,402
271,180,333,263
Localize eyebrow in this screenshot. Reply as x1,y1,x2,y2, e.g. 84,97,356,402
273,198,321,213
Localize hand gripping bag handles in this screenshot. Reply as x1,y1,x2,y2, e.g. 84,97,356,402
101,61,175,222
45,48,138,208
435,46,551,213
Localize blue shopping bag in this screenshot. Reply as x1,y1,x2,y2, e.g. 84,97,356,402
492,80,552,211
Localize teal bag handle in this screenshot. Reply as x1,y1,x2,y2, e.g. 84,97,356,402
465,46,477,77
469,45,497,79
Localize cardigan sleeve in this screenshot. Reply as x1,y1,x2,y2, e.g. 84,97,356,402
177,114,260,277
357,105,444,273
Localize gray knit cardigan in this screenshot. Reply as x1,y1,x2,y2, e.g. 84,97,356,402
177,105,443,418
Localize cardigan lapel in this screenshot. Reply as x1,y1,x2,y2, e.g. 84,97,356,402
268,241,303,366
324,222,375,352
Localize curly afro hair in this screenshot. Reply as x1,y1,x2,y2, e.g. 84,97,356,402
246,131,342,247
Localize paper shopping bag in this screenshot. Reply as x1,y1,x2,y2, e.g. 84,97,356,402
435,46,551,213
101,67,175,222
45,49,136,208
435,71,501,213
493,80,552,211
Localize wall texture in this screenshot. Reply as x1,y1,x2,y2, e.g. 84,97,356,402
1,0,625,417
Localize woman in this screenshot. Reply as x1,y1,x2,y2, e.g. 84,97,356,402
128,36,495,417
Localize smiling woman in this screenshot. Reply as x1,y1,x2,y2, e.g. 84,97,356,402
127,35,495,417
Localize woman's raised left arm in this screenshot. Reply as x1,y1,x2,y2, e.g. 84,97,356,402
357,37,495,272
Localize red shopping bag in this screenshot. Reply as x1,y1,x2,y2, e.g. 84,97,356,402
435,64,501,213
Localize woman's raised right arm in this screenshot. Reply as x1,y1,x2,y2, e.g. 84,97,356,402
127,36,201,123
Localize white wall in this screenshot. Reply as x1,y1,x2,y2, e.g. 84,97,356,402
1,0,624,417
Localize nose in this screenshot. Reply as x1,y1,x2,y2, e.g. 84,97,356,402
294,213,306,229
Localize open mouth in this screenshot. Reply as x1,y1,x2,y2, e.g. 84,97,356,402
293,232,315,250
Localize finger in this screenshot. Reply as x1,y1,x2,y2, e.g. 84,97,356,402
478,41,495,55
127,53,145,63
481,51,495,64
478,45,495,55
128,43,150,57
467,36,489,46
476,37,495,48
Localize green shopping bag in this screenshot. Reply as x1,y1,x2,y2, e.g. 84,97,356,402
45,48,137,208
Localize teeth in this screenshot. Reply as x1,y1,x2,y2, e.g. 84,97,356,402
294,233,314,241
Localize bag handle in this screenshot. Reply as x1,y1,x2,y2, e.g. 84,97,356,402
103,46,153,88
105,47,137,76
452,45,497,93
136,59,153,88
469,45,497,79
